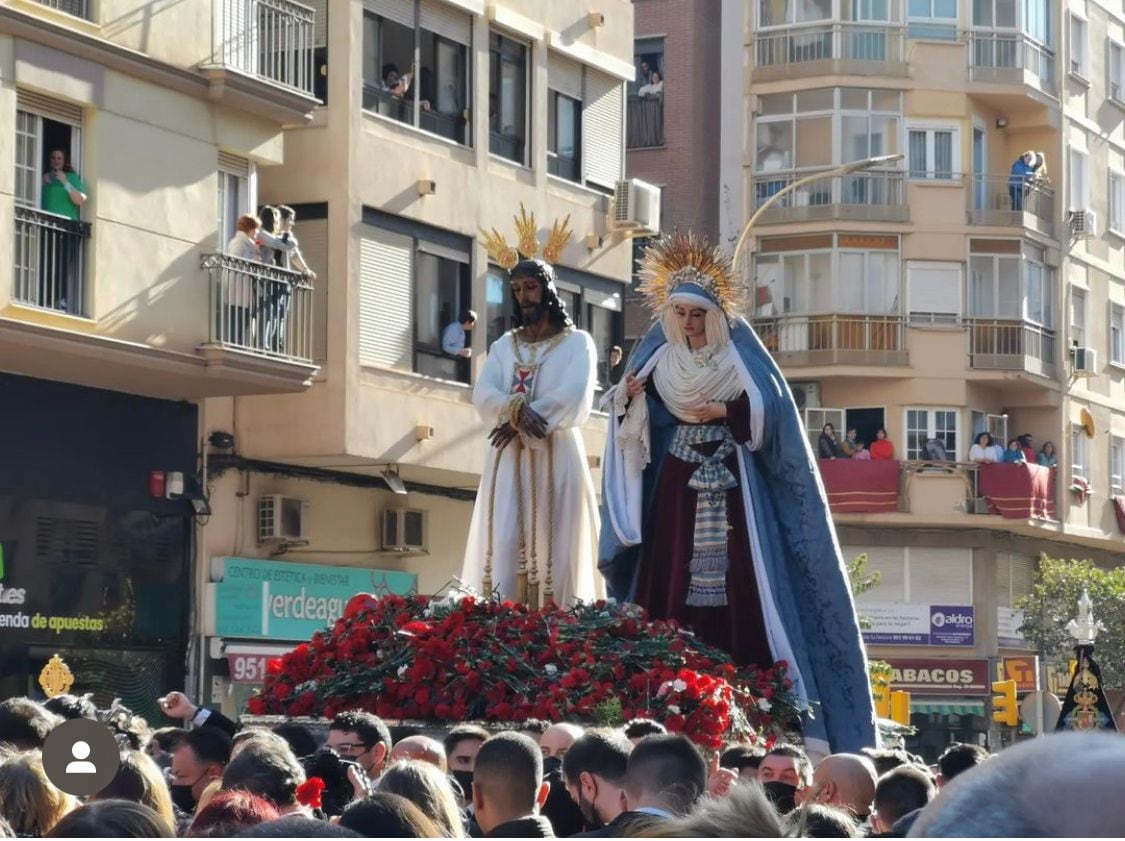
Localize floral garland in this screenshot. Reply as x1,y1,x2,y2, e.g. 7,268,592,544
247,593,805,751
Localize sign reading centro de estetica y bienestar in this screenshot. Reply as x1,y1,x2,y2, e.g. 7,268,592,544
211,557,417,641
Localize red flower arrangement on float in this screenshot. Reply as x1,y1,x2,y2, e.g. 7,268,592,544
246,592,803,750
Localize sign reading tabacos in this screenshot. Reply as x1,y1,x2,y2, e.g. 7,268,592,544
885,657,991,695
211,557,417,641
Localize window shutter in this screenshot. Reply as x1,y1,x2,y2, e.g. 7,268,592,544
908,547,972,603
420,0,472,44
297,218,329,363
548,53,583,99
306,0,328,47
582,69,623,189
218,151,250,177
907,261,962,319
359,224,413,369
17,90,83,125
365,0,415,27
848,546,906,603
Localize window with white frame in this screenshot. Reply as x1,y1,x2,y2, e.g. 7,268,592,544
1111,303,1124,365
1111,172,1125,234
973,0,1017,27
1112,435,1125,493
1071,424,1089,480
906,407,958,460
1071,286,1087,347
967,245,1054,327
837,250,900,313
1069,148,1089,211
1111,41,1125,103
217,153,252,250
757,0,831,27
1070,13,1088,78
907,0,958,40
907,123,958,180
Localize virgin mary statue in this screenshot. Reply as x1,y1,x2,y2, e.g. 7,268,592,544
599,233,875,754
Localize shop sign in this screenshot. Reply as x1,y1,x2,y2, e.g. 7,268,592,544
227,653,270,685
1001,655,1039,693
212,557,417,641
885,657,991,695
862,603,975,646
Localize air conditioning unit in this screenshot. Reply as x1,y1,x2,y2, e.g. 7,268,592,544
609,178,661,234
790,381,820,410
1070,209,1097,239
381,508,428,552
258,495,309,543
1073,346,1097,376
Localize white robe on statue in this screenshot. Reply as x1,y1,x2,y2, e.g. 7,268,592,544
461,328,605,606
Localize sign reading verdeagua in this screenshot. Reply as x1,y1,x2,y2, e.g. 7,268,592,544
861,603,975,646
212,557,417,641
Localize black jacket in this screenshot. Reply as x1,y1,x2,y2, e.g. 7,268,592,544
486,815,556,837
569,811,662,838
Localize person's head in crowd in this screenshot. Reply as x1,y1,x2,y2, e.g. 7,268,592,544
759,744,813,789
389,734,447,772
232,728,292,759
623,733,707,818
299,748,359,818
935,742,988,788
458,308,477,331
382,63,401,86
148,726,187,766
377,759,462,838
539,722,583,760
875,427,888,441
720,744,764,781
42,694,98,721
640,60,651,78
860,747,909,778
221,740,306,814
650,70,663,85
622,718,667,745
541,753,587,837
0,750,76,836
609,345,623,368
793,803,859,838
187,790,281,837
471,732,549,835
640,782,783,838
235,213,260,237
518,718,549,743
171,727,233,810
90,749,176,829
443,724,488,800
845,428,858,444
327,710,392,781
562,728,632,830
271,723,318,759
911,732,1125,837
46,799,174,838
0,697,61,749
258,205,278,235
235,815,362,837
275,205,298,234
800,753,877,820
871,765,934,835
338,792,442,838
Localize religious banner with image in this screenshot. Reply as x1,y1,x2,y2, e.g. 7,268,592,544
1055,645,1118,732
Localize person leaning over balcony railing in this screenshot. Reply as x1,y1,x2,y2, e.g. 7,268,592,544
256,206,308,355
224,213,263,346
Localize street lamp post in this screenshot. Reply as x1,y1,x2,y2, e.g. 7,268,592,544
731,154,905,268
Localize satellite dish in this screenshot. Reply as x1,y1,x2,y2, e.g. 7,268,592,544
1080,408,1095,439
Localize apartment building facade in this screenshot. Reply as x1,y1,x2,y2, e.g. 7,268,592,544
196,1,638,711
726,0,1124,757
0,0,320,718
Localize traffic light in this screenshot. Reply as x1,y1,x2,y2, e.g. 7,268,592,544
890,690,911,725
871,670,891,719
992,679,1018,726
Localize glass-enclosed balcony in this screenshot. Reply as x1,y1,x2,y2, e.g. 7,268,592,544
753,22,907,80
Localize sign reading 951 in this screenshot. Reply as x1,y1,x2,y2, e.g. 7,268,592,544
227,653,270,685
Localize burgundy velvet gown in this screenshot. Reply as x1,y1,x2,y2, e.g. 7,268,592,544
635,390,773,667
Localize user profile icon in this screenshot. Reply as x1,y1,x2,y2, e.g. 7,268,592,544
42,717,120,796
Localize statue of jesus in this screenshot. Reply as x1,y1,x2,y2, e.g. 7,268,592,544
460,258,604,607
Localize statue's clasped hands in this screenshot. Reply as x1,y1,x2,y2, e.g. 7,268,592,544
489,402,548,450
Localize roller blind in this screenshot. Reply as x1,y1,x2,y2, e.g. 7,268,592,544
17,90,83,125
420,0,472,44
365,0,415,28
848,546,906,603
548,53,583,99
359,224,413,369
297,218,329,364
218,151,250,177
907,261,961,320
582,69,623,188
909,547,972,603
307,0,328,47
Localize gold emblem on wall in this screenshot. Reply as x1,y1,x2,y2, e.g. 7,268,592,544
39,654,75,698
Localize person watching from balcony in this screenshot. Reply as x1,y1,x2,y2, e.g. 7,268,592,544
869,427,894,460
227,213,261,261
258,205,312,355
42,148,87,220
382,63,411,98
225,214,262,345
637,60,653,88
818,423,846,459
638,71,663,97
840,428,860,457
1008,150,1036,211
851,441,872,460
969,432,999,464
1037,441,1057,467
600,345,624,389
1018,433,1036,463
39,148,88,311
1002,439,1027,464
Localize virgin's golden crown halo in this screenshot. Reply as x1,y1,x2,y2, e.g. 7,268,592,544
637,232,744,315
481,203,572,270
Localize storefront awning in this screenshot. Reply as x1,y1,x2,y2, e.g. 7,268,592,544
913,700,985,716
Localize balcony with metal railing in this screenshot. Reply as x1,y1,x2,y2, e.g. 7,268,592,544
965,317,1056,380
753,313,908,367
12,206,92,316
751,168,908,224
967,175,1055,239
967,31,1057,97
752,23,907,80
627,95,664,149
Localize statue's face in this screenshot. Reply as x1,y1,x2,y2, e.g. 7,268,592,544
512,274,547,324
673,303,707,342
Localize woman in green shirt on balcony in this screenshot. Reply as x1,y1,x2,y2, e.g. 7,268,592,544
36,148,87,312
41,148,87,220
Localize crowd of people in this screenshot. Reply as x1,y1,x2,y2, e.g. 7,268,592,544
0,689,1119,838
969,432,1056,467
817,424,894,461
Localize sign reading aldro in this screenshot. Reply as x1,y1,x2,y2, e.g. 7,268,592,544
211,557,418,641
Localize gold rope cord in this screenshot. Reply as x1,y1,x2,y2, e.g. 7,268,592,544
482,444,505,598
543,435,555,605
527,444,540,609
514,439,529,604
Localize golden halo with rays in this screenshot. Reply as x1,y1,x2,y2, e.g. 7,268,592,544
637,231,745,316
481,205,572,269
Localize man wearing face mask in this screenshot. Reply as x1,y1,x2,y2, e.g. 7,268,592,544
563,730,632,837
168,727,232,817
758,743,813,816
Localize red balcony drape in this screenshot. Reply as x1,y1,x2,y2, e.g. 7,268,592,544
817,459,899,513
